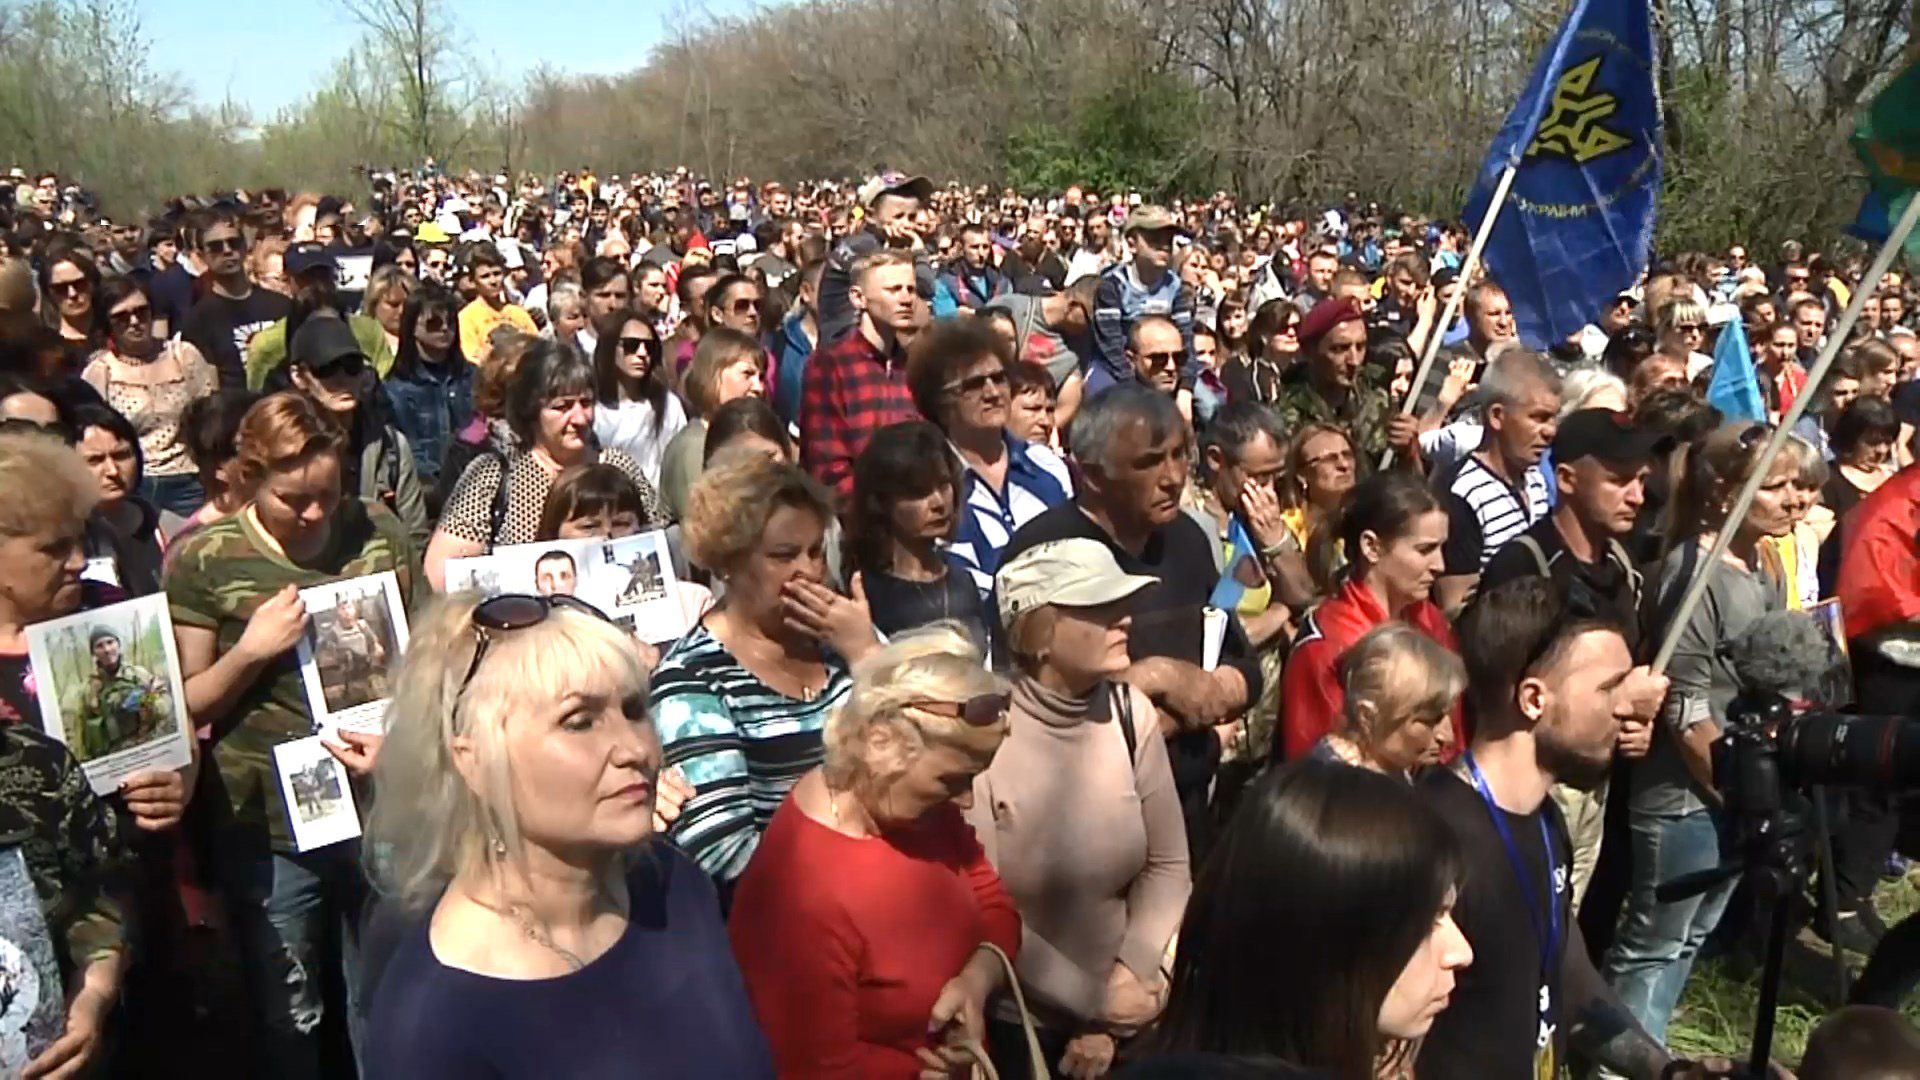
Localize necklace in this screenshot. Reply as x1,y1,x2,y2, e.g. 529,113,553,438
471,895,587,973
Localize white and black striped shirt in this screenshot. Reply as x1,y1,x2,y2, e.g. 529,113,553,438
1438,453,1551,574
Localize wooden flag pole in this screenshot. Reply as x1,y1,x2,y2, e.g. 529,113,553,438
1379,161,1521,471
1648,191,1920,674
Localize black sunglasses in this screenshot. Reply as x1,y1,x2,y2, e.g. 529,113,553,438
1137,350,1183,370
203,237,244,255
306,353,367,380
109,304,152,326
454,594,612,708
620,336,663,360
946,369,1008,396
47,279,87,298
419,315,450,332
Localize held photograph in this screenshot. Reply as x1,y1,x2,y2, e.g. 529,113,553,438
594,531,690,644
295,572,410,739
446,538,600,602
272,736,362,853
23,594,193,795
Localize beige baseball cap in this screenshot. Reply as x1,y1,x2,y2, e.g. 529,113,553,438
995,538,1158,628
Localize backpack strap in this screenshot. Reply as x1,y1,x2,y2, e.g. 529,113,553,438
484,450,511,544
1606,538,1644,609
1110,681,1139,763
1515,533,1553,578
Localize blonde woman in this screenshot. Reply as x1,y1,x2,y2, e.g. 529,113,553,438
970,538,1189,1078
1653,297,1712,381
362,593,771,1076
1307,622,1466,780
728,626,1020,1078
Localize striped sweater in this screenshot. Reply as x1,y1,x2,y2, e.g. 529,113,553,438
651,624,852,887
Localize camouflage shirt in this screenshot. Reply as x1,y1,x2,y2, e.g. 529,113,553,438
1271,376,1394,466
78,662,168,761
0,724,128,978
165,499,419,851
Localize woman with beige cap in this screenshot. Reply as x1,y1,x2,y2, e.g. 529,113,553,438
969,537,1191,1078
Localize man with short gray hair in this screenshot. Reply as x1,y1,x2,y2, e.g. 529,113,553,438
1002,383,1262,850
1432,348,1562,615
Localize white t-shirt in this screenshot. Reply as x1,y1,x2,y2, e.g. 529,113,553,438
593,394,690,489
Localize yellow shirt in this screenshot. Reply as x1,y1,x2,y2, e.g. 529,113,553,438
458,299,539,364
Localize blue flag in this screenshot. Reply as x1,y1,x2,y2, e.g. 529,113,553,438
1706,319,1765,424
1463,0,1663,349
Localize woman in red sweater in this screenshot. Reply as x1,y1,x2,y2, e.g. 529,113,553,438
729,624,1020,1078
1280,470,1463,762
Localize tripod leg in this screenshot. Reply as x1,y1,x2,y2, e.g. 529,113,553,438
1750,891,1792,1080
1811,786,1850,1002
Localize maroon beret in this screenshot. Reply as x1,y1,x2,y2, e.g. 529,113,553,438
1298,296,1366,348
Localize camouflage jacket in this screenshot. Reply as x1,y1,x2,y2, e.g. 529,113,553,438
1271,376,1394,466
78,662,167,760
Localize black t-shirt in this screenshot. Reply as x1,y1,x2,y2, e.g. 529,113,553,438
179,287,292,390
863,566,989,654
1415,768,1573,1080
149,263,198,331
1479,517,1644,655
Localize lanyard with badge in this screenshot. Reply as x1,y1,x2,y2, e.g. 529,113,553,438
1462,750,1560,1080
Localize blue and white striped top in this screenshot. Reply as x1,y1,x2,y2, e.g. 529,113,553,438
946,434,1073,598
651,624,853,887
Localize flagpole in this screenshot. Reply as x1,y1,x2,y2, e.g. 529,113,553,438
1379,161,1520,471
1649,190,1920,674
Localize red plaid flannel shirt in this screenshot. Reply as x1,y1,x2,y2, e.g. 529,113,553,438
799,329,918,503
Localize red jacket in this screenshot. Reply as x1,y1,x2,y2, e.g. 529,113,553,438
729,796,1022,1078
1837,462,1920,640
1278,576,1463,762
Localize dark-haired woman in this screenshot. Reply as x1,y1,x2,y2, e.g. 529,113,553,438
71,403,166,597
1125,762,1470,1080
592,308,688,489
847,421,989,648
42,245,103,366
381,284,473,507
283,316,430,547
1280,470,1460,763
1221,298,1300,406
1820,395,1899,522
81,278,219,516
425,338,664,589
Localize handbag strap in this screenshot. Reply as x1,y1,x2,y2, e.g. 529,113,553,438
961,941,1048,1080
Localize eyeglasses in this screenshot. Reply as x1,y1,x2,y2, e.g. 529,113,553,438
306,353,367,380
47,279,87,298
906,692,1012,727
419,315,450,332
1674,323,1705,334
1137,350,1183,370
620,336,663,360
203,237,244,255
108,304,151,327
727,297,761,315
1279,322,1301,334
945,369,1008,396
454,594,612,711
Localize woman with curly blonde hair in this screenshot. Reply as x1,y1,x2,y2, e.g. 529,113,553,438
729,624,1018,1078
649,449,878,895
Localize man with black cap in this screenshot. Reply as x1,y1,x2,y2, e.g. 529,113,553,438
815,170,937,343
1088,205,1195,397
1479,407,1667,921
242,242,394,391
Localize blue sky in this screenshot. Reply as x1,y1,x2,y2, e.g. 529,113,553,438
147,0,765,120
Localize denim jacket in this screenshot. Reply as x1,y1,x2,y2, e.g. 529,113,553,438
382,356,474,490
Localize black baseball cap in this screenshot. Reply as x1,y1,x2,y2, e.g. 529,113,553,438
290,317,365,374
1552,408,1671,466
285,241,338,278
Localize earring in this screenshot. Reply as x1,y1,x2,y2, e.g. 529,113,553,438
490,836,507,858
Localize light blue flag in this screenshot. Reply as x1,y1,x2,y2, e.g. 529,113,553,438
1706,319,1766,423
1463,0,1663,349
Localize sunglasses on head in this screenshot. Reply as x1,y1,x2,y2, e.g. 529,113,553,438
455,594,613,710
907,692,1012,727
203,237,244,255
946,368,1008,396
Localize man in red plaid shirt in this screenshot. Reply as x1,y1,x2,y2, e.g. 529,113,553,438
800,248,922,503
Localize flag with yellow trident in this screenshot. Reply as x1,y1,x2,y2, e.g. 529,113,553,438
1460,0,1661,349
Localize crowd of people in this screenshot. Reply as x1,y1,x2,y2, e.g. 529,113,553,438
0,160,1919,1078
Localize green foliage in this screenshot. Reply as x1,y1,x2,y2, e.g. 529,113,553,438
1005,77,1209,198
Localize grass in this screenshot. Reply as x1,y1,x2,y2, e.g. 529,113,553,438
1666,872,1920,1066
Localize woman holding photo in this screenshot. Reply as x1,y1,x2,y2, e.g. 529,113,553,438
164,391,421,1078
0,429,190,1077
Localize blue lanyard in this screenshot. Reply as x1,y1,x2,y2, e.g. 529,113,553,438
1461,751,1561,992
